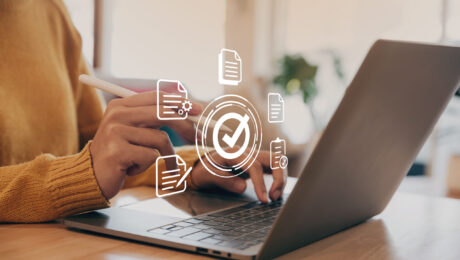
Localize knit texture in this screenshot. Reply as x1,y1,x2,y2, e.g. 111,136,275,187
0,0,202,222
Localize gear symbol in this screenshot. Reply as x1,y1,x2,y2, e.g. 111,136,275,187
182,100,192,112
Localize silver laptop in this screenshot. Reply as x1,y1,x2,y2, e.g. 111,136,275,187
64,40,460,259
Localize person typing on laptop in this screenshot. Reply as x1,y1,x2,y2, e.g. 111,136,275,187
0,0,285,223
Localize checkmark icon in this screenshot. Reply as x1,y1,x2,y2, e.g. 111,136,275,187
222,114,250,148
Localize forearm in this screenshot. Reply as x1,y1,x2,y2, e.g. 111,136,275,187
0,143,108,223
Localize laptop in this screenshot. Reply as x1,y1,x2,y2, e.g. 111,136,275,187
64,40,460,259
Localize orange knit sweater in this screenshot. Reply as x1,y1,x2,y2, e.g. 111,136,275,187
0,0,200,223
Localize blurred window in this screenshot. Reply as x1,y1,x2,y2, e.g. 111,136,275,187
107,0,225,100
284,0,446,126
65,0,225,101
63,0,94,67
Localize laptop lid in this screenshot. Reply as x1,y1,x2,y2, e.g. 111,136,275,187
258,40,460,259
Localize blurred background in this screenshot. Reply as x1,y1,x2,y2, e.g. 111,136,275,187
63,0,460,198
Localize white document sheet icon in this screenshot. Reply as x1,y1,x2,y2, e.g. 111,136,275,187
218,48,242,86
156,155,190,198
157,79,191,120
268,93,284,123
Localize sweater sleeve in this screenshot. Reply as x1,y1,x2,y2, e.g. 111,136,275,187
0,143,109,223
123,146,204,190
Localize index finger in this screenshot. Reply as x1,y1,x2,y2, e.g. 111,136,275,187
257,151,286,200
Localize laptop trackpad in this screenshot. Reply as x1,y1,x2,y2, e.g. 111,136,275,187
122,189,259,219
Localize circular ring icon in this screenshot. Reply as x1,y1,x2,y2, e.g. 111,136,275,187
196,95,262,178
279,156,288,169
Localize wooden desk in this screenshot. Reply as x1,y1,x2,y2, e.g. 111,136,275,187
2,178,460,259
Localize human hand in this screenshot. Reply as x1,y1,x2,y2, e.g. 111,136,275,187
190,150,286,203
90,91,202,199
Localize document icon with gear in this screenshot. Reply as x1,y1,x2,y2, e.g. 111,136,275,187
156,79,192,120
218,48,242,86
156,155,192,198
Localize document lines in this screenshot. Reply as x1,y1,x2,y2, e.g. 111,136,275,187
268,93,284,123
218,49,242,86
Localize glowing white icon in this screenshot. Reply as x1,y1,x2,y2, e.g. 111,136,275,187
218,48,242,86
270,137,288,170
157,79,192,120
196,95,262,178
268,93,284,123
215,113,250,160
155,154,192,198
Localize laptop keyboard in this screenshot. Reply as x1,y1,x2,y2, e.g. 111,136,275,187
147,200,283,250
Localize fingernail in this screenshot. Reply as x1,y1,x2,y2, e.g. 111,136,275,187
273,190,281,200
263,191,269,203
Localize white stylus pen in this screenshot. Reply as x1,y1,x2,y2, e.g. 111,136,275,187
79,74,231,132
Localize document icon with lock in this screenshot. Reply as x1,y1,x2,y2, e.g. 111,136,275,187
270,137,288,170
156,154,192,198
156,79,192,120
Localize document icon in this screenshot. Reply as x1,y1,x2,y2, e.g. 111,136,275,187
157,79,192,120
218,48,242,86
270,137,288,170
156,155,192,198
268,93,284,123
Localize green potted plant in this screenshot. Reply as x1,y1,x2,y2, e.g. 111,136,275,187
273,54,319,130
273,55,318,103
273,53,345,133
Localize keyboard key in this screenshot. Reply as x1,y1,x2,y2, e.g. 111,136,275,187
200,237,222,245
174,222,193,227
194,224,211,229
209,206,246,217
246,216,262,222
211,235,229,240
161,224,175,230
221,230,241,237
167,227,201,237
224,222,241,228
226,215,241,220
182,231,213,241
213,225,232,231
235,236,253,242
246,233,263,239
203,220,221,226
203,228,221,234
147,228,170,235
195,215,216,220
234,219,250,225
185,218,203,224
234,227,255,233
169,226,183,231
247,223,267,229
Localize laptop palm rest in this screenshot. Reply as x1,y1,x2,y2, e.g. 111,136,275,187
65,189,259,235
